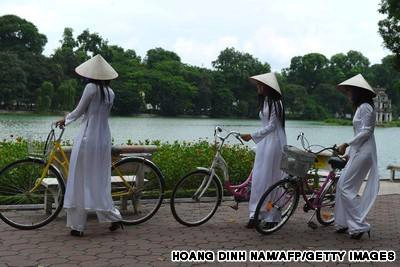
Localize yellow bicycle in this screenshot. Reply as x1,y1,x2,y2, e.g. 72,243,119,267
0,124,165,230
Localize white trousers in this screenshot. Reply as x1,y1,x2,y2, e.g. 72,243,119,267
335,154,372,235
66,207,122,232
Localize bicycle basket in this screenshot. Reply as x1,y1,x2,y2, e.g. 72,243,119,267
281,145,316,177
27,129,55,158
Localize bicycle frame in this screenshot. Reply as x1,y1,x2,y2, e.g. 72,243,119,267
28,125,137,198
299,170,338,210
29,128,69,193
293,134,343,211
194,126,250,201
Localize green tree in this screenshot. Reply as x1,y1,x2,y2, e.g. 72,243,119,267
0,14,47,55
283,53,329,93
329,51,370,84
54,79,77,110
0,15,62,109
212,47,270,116
369,55,400,116
52,27,87,79
144,69,196,115
77,29,111,58
182,66,212,115
209,72,234,117
36,81,54,111
312,83,350,116
283,84,307,118
378,0,400,66
302,98,329,120
144,48,181,68
0,52,27,109
108,45,144,115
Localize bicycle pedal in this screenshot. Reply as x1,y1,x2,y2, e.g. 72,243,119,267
234,196,246,202
308,222,318,230
229,203,239,210
303,204,310,213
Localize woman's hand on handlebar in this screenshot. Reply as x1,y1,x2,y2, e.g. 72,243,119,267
337,143,349,156
240,134,252,142
55,118,65,129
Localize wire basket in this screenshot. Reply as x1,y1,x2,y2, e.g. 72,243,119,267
27,129,55,158
281,145,316,177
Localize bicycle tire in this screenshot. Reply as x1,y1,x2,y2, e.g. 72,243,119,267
0,158,65,230
111,157,165,225
316,177,338,226
254,177,299,235
170,169,222,227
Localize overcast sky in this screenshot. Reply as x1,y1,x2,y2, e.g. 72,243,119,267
0,0,389,71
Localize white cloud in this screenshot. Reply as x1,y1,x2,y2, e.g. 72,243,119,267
174,36,239,67
0,0,390,70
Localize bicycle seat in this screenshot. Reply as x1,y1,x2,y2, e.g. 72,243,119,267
328,157,346,170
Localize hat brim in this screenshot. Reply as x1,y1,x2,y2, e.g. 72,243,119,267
337,84,376,97
249,77,282,95
75,54,119,80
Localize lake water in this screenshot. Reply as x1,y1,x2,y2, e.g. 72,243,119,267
0,114,399,178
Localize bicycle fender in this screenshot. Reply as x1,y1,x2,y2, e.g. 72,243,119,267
195,167,211,173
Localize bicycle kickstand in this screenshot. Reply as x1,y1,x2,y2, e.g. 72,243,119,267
307,210,318,230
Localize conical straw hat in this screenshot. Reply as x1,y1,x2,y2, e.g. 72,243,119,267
337,74,375,96
75,54,118,80
249,72,282,95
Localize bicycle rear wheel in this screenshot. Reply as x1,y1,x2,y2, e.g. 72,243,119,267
316,177,338,226
254,177,299,235
170,169,222,226
111,157,165,225
0,158,65,230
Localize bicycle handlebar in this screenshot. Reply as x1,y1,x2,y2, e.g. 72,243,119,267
309,145,338,155
214,126,243,145
297,131,339,156
51,122,65,141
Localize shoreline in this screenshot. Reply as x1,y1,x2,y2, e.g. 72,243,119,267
1,111,399,127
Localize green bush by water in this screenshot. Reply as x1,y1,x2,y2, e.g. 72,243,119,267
0,138,255,192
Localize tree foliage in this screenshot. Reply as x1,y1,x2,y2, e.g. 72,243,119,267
379,0,400,65
1,14,400,120
0,14,47,55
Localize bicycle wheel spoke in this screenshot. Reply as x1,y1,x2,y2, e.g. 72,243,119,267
0,159,65,229
316,179,337,226
255,179,299,235
111,158,164,225
170,170,221,226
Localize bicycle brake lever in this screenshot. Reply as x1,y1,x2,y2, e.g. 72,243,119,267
297,132,304,141
235,135,244,145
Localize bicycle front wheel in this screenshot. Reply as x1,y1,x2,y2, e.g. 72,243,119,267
170,169,222,227
254,177,299,235
316,177,338,226
0,158,65,230
111,157,165,225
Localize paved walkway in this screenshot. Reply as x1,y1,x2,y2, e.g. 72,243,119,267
0,182,399,267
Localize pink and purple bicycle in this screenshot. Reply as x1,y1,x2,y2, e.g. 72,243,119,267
254,132,346,235
170,126,253,226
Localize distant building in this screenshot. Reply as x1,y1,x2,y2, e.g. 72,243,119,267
374,87,392,124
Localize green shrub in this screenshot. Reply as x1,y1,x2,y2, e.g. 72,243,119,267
139,140,254,190
0,138,28,167
323,118,353,126
0,138,255,192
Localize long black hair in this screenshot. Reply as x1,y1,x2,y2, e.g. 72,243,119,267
88,79,111,103
258,87,285,128
350,87,375,111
